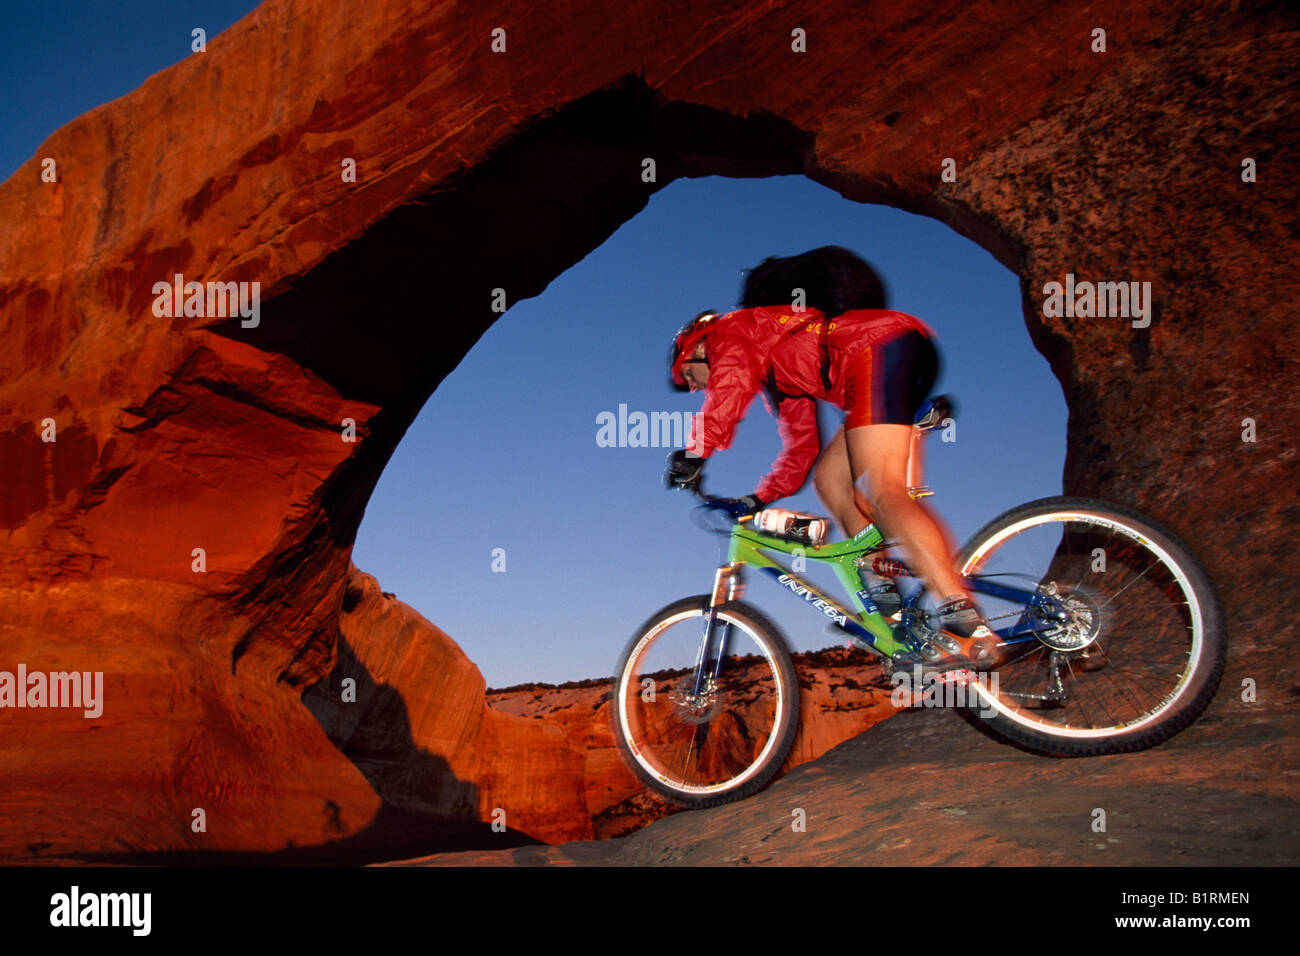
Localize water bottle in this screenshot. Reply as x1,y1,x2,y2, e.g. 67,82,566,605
754,508,828,546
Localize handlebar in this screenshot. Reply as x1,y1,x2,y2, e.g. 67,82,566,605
680,479,756,520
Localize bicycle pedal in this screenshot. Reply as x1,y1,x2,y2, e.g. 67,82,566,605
930,633,961,655
918,641,944,662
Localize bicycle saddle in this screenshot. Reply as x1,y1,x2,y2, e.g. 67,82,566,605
913,394,957,431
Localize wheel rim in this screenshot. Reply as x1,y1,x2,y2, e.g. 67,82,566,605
959,509,1205,738
616,607,789,796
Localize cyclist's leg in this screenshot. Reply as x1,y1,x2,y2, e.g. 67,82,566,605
841,330,965,601
813,425,873,537
845,424,964,599
843,333,995,657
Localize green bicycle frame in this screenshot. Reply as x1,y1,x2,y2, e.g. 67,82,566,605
718,517,911,658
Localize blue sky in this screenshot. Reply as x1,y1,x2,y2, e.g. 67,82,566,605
351,179,1065,686
0,1,263,179
2,1,1066,688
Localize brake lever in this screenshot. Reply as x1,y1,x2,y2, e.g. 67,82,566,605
697,491,751,520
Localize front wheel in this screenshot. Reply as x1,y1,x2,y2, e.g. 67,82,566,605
955,496,1225,755
611,596,800,809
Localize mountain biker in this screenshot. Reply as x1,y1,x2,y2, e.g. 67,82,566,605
664,246,997,668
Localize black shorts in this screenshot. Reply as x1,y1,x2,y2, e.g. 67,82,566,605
842,330,940,428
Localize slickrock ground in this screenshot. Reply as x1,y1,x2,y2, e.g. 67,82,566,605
386,695,1300,866
0,0,1295,860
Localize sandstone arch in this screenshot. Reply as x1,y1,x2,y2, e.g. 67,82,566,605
0,0,1294,860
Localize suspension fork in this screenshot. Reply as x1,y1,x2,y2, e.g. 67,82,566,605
691,563,746,696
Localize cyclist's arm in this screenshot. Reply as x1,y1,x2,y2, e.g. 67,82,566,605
686,336,761,458
755,394,820,503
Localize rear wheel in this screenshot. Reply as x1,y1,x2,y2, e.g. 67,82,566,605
611,596,800,808
955,496,1224,755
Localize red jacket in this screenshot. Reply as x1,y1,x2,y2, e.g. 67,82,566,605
686,306,934,502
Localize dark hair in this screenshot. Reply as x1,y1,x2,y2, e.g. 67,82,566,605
740,246,888,317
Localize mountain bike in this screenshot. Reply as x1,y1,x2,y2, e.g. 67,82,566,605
611,396,1225,809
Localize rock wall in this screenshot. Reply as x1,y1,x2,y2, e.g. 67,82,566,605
486,646,899,839
0,0,1295,860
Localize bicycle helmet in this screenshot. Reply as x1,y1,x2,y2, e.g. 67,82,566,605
669,310,721,391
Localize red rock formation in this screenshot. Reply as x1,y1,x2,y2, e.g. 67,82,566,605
0,0,1294,860
313,566,593,844
485,646,899,838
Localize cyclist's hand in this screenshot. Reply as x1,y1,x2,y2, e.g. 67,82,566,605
665,449,705,490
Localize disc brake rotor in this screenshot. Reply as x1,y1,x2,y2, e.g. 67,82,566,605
1033,584,1103,652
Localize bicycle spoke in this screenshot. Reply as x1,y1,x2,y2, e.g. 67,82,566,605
616,602,791,801
962,505,1210,740
1093,557,1163,614
679,723,699,785
1086,653,1154,723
